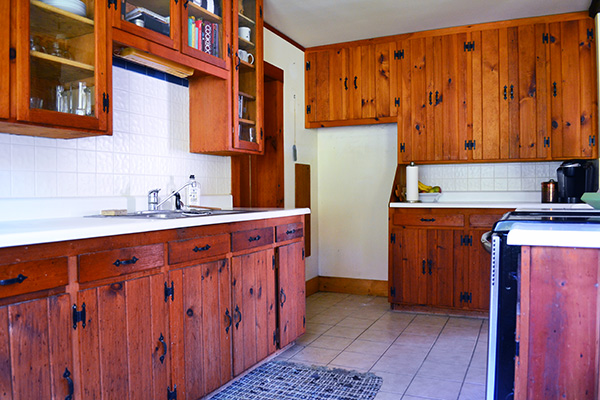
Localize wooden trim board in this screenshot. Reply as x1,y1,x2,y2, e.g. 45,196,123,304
317,276,388,297
305,276,319,297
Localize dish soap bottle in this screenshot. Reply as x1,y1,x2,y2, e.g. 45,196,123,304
187,175,199,207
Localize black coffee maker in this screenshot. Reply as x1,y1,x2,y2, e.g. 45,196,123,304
557,160,596,203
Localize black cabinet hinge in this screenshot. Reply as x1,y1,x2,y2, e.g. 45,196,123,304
391,233,396,244
589,135,596,147
464,140,476,151
260,128,263,140
394,97,400,107
72,303,86,330
107,0,117,9
259,6,262,18
306,61,311,71
394,49,404,60
552,82,557,97
306,105,311,114
228,43,232,58
274,327,280,347
302,248,305,260
167,385,177,400
542,33,549,44
463,41,475,52
102,93,110,113
543,137,550,148
399,143,406,153
164,281,174,302
390,287,396,297
588,28,594,41
272,255,275,270
9,48,16,60
515,341,520,357
459,292,472,303
303,316,306,328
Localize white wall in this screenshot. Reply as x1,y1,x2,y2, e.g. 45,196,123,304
263,29,319,280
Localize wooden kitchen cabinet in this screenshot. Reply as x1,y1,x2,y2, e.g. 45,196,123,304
2,0,111,138
0,0,9,120
389,208,508,314
277,241,306,348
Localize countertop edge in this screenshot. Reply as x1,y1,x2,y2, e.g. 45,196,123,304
507,222,600,249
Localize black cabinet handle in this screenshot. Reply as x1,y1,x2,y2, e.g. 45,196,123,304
344,77,348,90
354,76,358,89
63,368,74,400
113,256,138,267
510,84,514,100
422,260,426,275
193,244,211,252
0,274,28,286
427,259,433,275
225,308,232,334
183,0,188,8
429,91,433,105
280,288,287,308
435,91,440,105
286,229,296,235
248,235,261,242
235,54,241,70
420,218,436,222
503,85,508,100
159,333,167,364
234,305,242,329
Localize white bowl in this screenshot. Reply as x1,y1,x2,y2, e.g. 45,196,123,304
419,193,442,203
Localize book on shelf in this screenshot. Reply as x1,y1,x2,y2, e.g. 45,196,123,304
187,16,220,57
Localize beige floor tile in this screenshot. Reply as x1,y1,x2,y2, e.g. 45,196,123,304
370,318,411,332
277,344,305,359
345,339,392,356
370,296,391,306
459,383,485,400
384,344,430,359
350,308,388,321
371,355,424,375
329,351,381,370
445,317,484,329
394,333,437,348
336,316,375,329
374,391,403,400
416,359,468,382
358,328,400,344
308,334,354,351
308,312,347,325
305,322,334,335
375,371,414,394
425,347,472,366
290,346,341,365
325,325,367,340
433,337,477,353
401,396,427,400
405,376,462,400
402,323,444,337
412,314,449,327
440,326,480,341
465,365,486,385
295,332,321,346
379,312,416,323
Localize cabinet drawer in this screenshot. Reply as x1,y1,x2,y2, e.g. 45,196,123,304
469,213,505,229
168,233,230,265
0,258,68,299
79,244,164,283
393,212,464,227
276,223,303,242
232,227,274,252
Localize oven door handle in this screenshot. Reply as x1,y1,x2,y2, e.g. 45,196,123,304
481,231,493,254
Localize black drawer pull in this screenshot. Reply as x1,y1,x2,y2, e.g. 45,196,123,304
113,256,138,267
422,260,426,275
0,274,28,286
225,308,232,334
234,305,242,329
158,333,167,364
63,368,74,400
286,229,296,235
193,244,211,253
420,218,436,222
427,259,433,275
248,235,261,242
280,288,287,308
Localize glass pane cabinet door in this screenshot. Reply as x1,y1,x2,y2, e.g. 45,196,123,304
114,0,179,50
17,0,108,130
234,0,262,152
0,0,9,119
182,0,227,68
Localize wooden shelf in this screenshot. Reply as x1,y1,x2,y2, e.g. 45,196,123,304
30,0,94,39
238,37,255,50
239,91,255,100
239,118,255,125
30,51,94,83
239,59,255,70
187,1,222,23
238,13,255,27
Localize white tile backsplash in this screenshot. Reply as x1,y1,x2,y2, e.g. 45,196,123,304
419,161,563,192
0,65,231,199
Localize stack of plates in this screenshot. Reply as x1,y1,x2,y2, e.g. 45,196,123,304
42,0,87,17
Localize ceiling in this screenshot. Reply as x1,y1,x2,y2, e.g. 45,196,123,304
263,0,592,48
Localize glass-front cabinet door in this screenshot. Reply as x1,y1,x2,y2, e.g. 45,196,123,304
0,0,9,119
233,0,263,152
181,0,229,69
16,0,108,131
111,0,180,50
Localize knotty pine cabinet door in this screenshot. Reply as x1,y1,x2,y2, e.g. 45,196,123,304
549,18,598,159
77,274,170,400
277,241,306,349
0,0,8,120
169,260,232,399
453,229,491,311
0,294,74,400
231,248,276,376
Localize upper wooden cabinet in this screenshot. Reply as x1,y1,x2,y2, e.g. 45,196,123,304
0,0,9,120
306,12,597,163
189,0,264,155
1,0,111,138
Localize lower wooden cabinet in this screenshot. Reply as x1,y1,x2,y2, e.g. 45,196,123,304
277,241,306,348
389,208,508,313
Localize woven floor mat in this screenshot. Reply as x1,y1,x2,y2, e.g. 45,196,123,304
209,361,383,400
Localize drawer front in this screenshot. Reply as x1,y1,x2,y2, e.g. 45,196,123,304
469,213,505,229
276,223,304,242
168,233,230,265
0,258,68,299
393,212,464,227
79,244,164,283
232,227,274,252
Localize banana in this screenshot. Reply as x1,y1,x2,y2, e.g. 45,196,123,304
418,181,432,192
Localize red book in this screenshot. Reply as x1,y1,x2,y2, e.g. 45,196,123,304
195,18,202,50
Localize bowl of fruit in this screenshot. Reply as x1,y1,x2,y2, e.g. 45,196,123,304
418,181,442,203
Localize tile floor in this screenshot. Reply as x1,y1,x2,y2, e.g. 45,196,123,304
275,292,488,400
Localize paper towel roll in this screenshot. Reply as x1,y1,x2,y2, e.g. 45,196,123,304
406,163,419,202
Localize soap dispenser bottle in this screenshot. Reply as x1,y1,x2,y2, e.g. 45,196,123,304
187,175,199,207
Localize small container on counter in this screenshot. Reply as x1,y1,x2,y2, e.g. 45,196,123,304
541,179,558,203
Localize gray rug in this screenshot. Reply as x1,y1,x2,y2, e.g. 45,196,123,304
209,361,383,400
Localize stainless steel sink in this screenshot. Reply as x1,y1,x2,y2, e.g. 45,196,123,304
96,209,255,219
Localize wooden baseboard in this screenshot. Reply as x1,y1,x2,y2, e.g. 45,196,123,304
305,276,319,297
317,276,388,297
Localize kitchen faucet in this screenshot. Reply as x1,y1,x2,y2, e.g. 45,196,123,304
147,178,198,211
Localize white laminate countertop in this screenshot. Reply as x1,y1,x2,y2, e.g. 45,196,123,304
0,208,311,249
507,222,600,249
389,201,593,210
